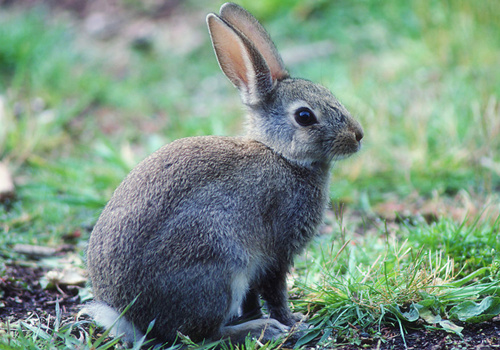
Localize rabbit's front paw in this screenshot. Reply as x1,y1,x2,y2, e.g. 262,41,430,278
282,318,312,347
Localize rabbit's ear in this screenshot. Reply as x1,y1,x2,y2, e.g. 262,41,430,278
219,3,288,83
207,13,287,105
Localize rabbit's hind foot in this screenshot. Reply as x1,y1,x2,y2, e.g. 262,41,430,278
220,318,290,345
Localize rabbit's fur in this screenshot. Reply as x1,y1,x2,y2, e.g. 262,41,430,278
85,2,363,346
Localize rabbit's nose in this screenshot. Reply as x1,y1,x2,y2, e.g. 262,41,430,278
355,128,364,142
349,119,363,143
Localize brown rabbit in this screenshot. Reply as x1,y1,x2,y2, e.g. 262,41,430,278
85,2,363,346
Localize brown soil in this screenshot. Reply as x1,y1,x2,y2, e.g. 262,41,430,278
0,263,82,323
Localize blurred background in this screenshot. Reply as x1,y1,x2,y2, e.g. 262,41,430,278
0,0,499,242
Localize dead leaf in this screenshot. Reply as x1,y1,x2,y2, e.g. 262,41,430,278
42,267,87,289
47,268,87,286
13,244,58,257
0,161,15,202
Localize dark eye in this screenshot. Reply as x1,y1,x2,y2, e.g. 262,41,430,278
294,107,317,126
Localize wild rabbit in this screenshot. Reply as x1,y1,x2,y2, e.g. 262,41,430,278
85,2,363,346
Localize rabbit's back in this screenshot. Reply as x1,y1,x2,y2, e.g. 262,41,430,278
87,136,328,342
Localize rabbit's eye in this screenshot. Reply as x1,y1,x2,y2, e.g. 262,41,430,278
294,107,317,126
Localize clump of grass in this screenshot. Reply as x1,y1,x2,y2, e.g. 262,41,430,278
405,215,500,276
0,302,118,350
293,213,500,347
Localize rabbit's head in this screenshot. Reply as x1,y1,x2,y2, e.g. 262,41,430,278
207,3,363,168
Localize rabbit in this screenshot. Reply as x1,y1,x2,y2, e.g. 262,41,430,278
84,2,363,346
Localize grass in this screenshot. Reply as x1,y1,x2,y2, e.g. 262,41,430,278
292,213,499,347
0,0,499,349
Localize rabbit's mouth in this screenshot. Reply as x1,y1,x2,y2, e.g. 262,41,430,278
325,133,362,163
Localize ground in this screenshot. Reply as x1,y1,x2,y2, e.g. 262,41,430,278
1,262,499,349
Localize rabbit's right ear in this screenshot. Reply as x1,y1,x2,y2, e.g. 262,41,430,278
207,12,288,105
218,3,288,83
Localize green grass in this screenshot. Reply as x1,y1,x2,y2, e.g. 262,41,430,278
292,213,500,347
1,0,499,349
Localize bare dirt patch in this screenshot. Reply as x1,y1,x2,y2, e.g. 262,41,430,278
0,263,82,323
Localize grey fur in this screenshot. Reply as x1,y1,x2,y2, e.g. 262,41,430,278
86,2,363,346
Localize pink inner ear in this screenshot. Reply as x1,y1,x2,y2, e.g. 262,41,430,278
208,15,252,90
220,31,250,87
